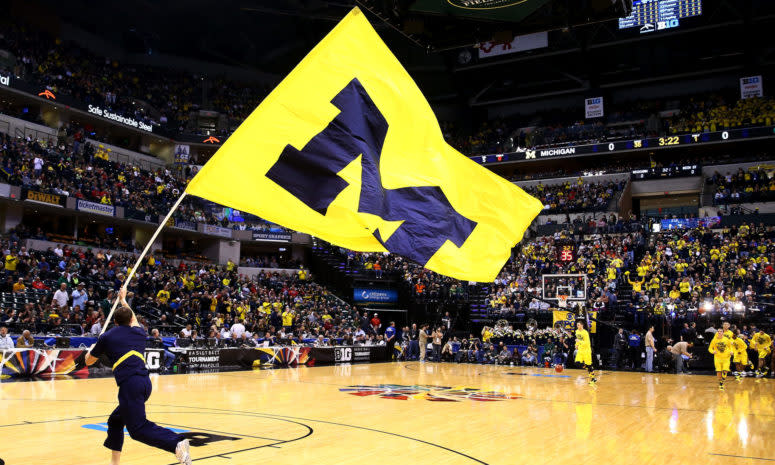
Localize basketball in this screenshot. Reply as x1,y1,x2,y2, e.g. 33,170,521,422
555,365,564,373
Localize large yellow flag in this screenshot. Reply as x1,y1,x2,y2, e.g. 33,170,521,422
186,7,542,282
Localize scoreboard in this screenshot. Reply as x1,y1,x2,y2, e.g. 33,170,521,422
618,0,702,33
556,243,577,263
471,125,775,165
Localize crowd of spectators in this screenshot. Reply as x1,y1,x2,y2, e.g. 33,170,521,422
445,94,774,157
0,23,269,136
0,237,397,349
524,179,626,214
709,166,775,205
0,133,287,237
669,95,775,135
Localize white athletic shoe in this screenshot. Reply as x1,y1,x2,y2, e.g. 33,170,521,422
175,439,192,465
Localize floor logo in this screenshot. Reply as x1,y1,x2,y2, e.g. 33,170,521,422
339,384,521,402
81,423,241,446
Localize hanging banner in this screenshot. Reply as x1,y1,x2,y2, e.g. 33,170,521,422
553,310,597,333
740,76,763,99
477,32,548,59
201,223,232,238
585,97,604,118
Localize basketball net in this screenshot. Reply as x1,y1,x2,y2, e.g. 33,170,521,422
557,294,569,309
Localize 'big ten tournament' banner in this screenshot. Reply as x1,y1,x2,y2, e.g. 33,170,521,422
353,288,398,304
585,97,604,118
1,348,166,378
553,310,597,333
77,199,115,216
325,345,390,364
740,76,763,100
24,189,66,207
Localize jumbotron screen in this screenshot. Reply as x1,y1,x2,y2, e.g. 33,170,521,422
618,0,702,34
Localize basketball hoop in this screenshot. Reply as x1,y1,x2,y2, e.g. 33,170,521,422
557,294,569,309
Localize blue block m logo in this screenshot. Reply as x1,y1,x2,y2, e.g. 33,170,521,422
266,78,476,265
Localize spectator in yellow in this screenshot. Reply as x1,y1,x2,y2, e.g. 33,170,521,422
5,251,18,272
282,307,294,330
226,259,235,272
298,267,308,280
12,278,26,293
626,271,645,298
156,287,170,304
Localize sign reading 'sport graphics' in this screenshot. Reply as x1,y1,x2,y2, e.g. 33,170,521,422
87,104,153,132
0,74,9,86
353,288,398,304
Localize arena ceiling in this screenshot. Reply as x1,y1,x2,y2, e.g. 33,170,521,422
12,0,775,106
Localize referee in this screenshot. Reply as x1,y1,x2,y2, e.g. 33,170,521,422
86,288,192,465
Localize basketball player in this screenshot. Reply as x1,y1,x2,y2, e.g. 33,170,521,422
708,328,733,390
731,330,753,381
749,329,772,378
86,288,192,465
575,321,596,385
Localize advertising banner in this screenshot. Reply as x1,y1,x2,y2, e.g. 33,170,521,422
660,217,721,230
477,32,548,59
87,104,153,132
353,288,399,304
173,219,197,231
24,189,65,207
252,231,292,242
76,199,115,216
202,224,232,238
1,345,390,379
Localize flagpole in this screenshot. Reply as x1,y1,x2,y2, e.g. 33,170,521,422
99,191,188,336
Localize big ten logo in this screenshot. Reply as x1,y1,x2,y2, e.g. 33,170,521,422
144,351,161,371
335,363,352,377
182,432,240,447
334,347,352,362
657,19,679,30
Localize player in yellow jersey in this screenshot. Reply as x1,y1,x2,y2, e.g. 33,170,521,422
709,329,733,390
575,321,596,385
731,330,754,381
749,329,772,378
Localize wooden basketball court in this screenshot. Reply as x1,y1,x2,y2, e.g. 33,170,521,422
1,362,774,464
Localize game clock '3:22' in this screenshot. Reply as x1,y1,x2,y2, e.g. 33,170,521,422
658,136,680,146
